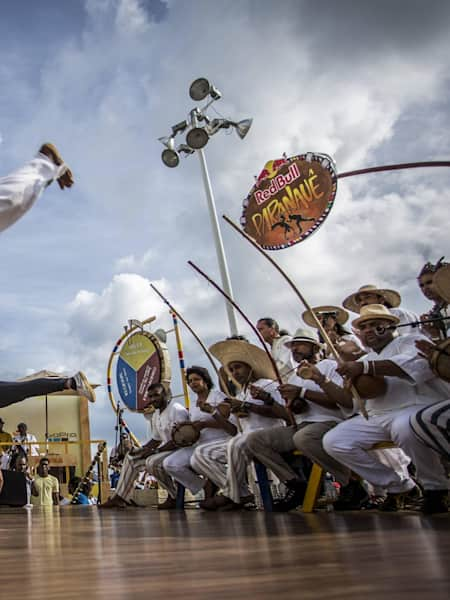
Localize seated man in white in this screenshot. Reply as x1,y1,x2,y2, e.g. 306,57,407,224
191,339,287,510
100,383,188,509
321,304,449,514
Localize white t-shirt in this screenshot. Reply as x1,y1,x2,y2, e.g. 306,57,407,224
359,332,450,416
237,378,285,434
150,401,189,443
390,307,420,335
190,389,232,443
13,433,39,456
288,359,345,425
271,336,295,383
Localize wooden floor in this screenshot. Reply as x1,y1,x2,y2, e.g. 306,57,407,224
0,506,448,600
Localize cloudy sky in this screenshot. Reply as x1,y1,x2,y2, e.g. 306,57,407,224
1,0,449,448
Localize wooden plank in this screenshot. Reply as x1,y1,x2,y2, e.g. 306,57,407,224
0,507,448,599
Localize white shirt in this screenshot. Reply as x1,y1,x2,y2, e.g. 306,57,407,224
150,401,189,444
237,378,285,434
359,332,450,416
189,389,232,443
13,433,39,456
288,359,345,425
271,336,295,383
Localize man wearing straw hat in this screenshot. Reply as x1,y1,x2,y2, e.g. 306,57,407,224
245,328,364,511
342,284,419,334
322,304,449,513
190,339,286,510
302,305,364,361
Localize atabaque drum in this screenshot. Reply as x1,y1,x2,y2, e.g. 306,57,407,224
430,339,450,383
171,422,200,447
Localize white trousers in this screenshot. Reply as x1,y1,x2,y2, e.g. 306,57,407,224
115,450,176,501
191,433,253,503
323,406,449,492
0,153,64,233
162,445,206,495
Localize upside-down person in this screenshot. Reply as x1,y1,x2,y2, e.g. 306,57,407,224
100,383,189,510
0,371,95,410
190,339,287,511
0,143,74,233
245,328,364,511
321,304,449,514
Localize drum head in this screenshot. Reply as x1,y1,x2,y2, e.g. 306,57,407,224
172,423,200,447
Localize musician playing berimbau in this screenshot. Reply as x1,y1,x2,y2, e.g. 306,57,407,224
100,383,188,510
321,304,449,514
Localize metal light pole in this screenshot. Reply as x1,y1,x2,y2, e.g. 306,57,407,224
197,147,239,335
159,78,252,337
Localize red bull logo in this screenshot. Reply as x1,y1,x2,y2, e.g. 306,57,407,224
256,157,289,186
255,162,301,205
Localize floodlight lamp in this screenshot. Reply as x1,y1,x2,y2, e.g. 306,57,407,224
162,147,180,168
186,127,209,150
189,78,211,101
234,118,253,140
172,120,188,136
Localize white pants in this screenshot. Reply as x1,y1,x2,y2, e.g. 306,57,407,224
191,433,254,503
163,446,206,495
115,450,176,500
323,406,449,492
0,153,64,233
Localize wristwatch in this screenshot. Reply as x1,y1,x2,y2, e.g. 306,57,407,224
242,401,252,412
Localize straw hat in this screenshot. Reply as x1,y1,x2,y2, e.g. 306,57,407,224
302,305,349,328
209,339,277,382
433,264,450,304
352,304,400,329
283,328,322,349
343,284,401,313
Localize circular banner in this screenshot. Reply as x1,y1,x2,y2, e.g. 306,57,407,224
116,331,171,412
240,152,337,250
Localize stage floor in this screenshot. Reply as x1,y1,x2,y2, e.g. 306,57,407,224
0,506,448,599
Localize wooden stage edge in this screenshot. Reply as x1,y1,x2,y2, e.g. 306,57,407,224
0,506,448,600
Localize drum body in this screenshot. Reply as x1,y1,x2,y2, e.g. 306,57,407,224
430,339,450,383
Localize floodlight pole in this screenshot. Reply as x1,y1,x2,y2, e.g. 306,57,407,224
197,148,239,336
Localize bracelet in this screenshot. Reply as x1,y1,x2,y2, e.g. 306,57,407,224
362,360,369,375
299,387,306,400
371,361,377,376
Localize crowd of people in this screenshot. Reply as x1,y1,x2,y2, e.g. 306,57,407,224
100,258,450,515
